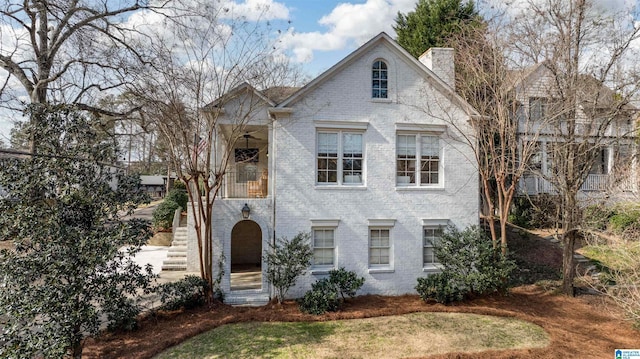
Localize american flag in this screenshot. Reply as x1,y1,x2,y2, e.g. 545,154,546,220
196,137,207,154
192,137,207,162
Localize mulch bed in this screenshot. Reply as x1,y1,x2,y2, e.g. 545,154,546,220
83,227,640,358
83,287,639,359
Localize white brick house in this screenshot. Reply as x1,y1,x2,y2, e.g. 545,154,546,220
190,32,481,304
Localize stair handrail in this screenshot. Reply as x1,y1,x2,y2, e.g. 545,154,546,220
171,206,182,237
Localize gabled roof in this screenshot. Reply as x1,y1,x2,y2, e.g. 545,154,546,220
505,62,547,92
202,81,276,111
507,62,636,111
202,82,301,111
262,86,300,104
276,32,480,117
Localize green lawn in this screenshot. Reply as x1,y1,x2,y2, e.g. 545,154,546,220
579,242,640,271
154,312,549,359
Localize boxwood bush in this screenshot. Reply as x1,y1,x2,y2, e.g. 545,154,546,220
299,267,365,315
415,272,464,304
152,199,179,230
165,188,188,211
415,225,515,304
298,278,340,315
157,275,210,310
328,267,365,300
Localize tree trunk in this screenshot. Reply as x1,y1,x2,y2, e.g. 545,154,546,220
562,230,576,296
69,330,83,359
481,176,498,248
561,191,579,296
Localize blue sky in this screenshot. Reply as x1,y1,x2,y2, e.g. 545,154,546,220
280,0,417,76
0,0,418,142
1,0,636,142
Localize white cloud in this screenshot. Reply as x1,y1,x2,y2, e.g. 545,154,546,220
281,0,416,63
280,30,347,62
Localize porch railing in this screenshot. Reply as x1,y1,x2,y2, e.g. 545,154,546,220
581,174,608,191
222,170,268,199
521,173,635,195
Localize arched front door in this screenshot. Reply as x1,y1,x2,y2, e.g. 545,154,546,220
230,220,262,290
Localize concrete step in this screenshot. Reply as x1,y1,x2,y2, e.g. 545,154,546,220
161,263,188,271
163,258,187,265
225,292,270,307
161,226,189,272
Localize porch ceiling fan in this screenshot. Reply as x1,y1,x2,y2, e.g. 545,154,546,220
242,131,264,148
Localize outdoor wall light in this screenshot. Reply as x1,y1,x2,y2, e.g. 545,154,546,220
241,203,251,219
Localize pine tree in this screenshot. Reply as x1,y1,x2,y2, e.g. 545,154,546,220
394,0,482,58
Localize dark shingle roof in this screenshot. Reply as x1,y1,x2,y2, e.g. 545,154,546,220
261,87,300,105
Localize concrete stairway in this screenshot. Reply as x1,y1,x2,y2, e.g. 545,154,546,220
161,227,188,271
225,289,270,307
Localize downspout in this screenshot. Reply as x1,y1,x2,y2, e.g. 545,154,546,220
270,113,277,300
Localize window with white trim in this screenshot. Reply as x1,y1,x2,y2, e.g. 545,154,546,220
369,228,390,266
372,60,388,98
317,131,363,184
312,228,335,267
396,134,441,186
423,227,443,266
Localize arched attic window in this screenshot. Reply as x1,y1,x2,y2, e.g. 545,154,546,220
372,60,388,99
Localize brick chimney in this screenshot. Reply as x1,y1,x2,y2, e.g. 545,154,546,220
419,48,455,90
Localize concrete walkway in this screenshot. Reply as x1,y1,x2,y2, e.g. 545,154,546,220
131,245,168,275
128,245,199,284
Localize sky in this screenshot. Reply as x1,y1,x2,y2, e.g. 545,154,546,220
0,0,636,142
279,0,417,75
0,0,417,143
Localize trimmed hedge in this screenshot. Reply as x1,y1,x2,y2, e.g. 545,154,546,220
299,268,364,315
415,226,515,304
157,275,210,310
152,199,179,230
165,188,188,211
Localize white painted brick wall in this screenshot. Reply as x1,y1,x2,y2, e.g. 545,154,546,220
273,42,479,298
419,48,455,89
197,40,480,301
188,198,273,294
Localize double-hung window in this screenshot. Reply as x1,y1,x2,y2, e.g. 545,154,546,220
369,228,390,266
313,228,335,268
317,131,363,185
423,227,443,266
368,219,395,271
396,133,441,186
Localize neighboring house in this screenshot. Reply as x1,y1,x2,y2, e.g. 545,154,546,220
0,148,124,194
510,63,638,198
188,32,480,304
139,174,177,198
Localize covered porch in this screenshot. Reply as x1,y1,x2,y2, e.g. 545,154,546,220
217,124,271,199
